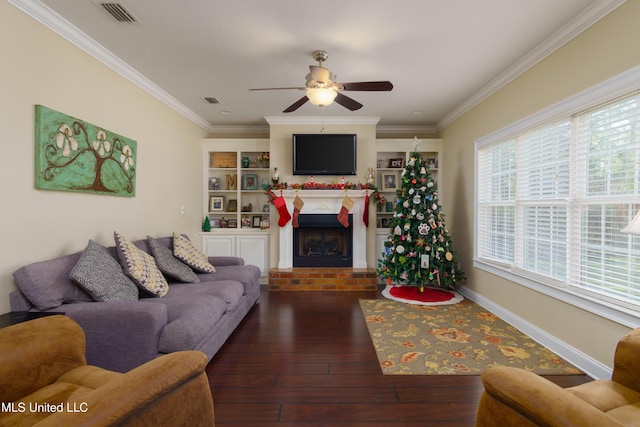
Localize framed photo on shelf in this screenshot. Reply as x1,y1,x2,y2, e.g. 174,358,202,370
209,196,224,212
242,173,258,190
252,215,262,228
388,158,404,168
227,199,237,212
426,157,438,169
383,173,397,190
228,218,238,228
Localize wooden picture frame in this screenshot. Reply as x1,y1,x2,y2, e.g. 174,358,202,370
388,158,404,168
383,173,397,190
242,173,258,190
252,215,262,228
209,196,224,212
227,199,237,212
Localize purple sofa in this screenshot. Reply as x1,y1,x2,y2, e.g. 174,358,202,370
9,236,260,373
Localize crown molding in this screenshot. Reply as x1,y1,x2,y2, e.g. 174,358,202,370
264,116,381,126
207,125,270,135
8,0,215,133
436,0,627,131
376,125,437,135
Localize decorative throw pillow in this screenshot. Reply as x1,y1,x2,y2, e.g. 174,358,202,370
173,233,216,273
69,240,139,302
114,232,168,297
147,236,200,283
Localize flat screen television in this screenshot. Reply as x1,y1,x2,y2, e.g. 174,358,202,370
292,134,357,175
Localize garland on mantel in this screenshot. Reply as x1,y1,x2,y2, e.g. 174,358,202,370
264,181,383,203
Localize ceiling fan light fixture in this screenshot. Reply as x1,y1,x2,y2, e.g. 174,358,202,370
306,87,337,107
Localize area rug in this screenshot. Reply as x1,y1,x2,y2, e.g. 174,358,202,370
382,284,464,306
359,298,583,375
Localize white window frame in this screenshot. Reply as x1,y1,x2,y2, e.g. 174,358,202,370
474,65,640,328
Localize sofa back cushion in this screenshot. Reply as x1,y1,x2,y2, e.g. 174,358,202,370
13,252,94,311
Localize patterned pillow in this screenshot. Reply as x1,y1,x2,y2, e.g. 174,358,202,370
173,233,216,273
147,236,200,283
69,240,139,302
114,232,168,297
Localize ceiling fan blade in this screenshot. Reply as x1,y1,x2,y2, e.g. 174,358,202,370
340,81,393,91
283,96,309,113
334,92,363,111
250,87,305,91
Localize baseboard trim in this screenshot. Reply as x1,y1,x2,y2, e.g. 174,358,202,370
458,286,612,380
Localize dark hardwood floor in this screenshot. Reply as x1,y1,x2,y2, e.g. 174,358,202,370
206,287,592,426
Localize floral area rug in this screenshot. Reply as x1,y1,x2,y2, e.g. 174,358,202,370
359,298,583,375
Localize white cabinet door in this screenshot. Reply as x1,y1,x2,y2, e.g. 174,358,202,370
202,234,235,257
201,233,269,278
237,235,268,275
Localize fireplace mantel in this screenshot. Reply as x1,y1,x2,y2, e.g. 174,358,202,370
277,190,369,269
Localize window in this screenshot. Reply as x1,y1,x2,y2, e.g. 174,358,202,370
476,87,640,317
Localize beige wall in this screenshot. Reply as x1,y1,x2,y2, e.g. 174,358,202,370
439,1,640,367
0,2,208,313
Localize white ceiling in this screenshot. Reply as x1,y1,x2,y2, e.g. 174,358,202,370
19,0,624,131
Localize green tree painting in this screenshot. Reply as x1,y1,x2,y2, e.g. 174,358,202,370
34,105,136,197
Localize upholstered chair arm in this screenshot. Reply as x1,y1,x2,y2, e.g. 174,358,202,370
35,350,215,427
0,316,86,403
612,328,640,392
477,367,623,427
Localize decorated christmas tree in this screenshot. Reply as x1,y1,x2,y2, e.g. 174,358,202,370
377,152,464,291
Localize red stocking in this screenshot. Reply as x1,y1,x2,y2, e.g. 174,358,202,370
363,193,370,227
267,190,291,227
337,196,355,228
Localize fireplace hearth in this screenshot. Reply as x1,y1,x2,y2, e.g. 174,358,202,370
293,214,352,267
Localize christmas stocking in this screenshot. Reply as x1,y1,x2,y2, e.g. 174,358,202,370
337,195,355,228
363,193,370,227
267,190,291,227
292,194,304,228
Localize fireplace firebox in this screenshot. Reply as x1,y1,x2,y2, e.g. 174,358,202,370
293,214,353,267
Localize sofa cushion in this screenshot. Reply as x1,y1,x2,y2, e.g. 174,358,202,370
70,240,139,302
13,253,94,311
168,280,245,311
141,293,227,353
197,264,261,294
147,236,200,283
114,232,168,297
173,233,215,273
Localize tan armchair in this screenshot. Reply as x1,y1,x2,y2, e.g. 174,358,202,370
476,328,640,426
0,315,215,426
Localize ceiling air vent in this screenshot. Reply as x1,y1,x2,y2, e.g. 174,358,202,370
100,3,140,23
204,97,221,105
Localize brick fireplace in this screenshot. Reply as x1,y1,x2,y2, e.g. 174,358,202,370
269,190,376,291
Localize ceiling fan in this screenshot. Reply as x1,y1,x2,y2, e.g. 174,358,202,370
250,50,393,113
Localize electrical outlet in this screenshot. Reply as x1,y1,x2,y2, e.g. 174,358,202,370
180,205,185,215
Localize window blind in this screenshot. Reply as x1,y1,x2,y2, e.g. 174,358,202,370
477,92,640,308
